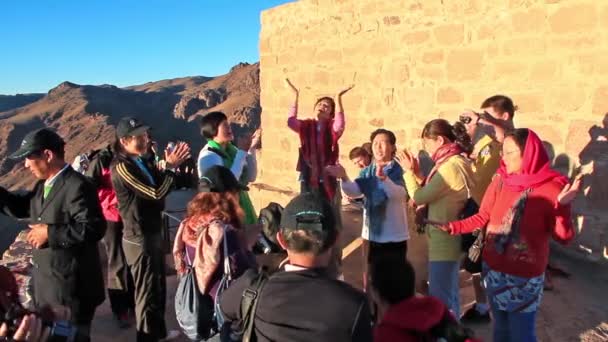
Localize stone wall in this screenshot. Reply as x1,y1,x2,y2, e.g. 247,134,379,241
253,0,608,260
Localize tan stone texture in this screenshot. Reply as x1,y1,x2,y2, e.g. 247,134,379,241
256,0,608,257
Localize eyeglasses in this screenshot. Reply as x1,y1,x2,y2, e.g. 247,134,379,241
500,150,519,157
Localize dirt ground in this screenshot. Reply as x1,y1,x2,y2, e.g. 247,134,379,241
88,203,608,342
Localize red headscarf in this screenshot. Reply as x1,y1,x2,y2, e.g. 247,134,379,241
497,129,567,191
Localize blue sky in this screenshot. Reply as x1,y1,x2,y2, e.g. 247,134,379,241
0,0,292,94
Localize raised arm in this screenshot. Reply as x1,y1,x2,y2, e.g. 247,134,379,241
551,178,581,244
333,85,354,137
286,78,301,133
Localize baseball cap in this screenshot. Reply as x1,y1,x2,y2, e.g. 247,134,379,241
280,192,336,234
116,117,149,139
199,165,249,193
9,128,65,160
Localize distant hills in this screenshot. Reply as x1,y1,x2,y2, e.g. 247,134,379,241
0,62,260,190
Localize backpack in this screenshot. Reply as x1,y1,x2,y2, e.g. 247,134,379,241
219,268,270,342
71,153,90,174
175,223,234,340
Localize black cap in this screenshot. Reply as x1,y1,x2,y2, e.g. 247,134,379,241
280,192,336,234
9,128,65,160
199,165,249,193
116,117,149,139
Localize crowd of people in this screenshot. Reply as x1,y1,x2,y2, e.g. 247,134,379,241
0,85,583,342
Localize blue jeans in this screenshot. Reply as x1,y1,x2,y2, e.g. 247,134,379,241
429,261,460,318
490,304,537,342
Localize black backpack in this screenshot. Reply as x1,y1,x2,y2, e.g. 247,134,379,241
220,268,270,342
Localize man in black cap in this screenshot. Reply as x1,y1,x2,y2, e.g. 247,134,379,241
0,128,106,341
111,117,190,342
219,192,373,342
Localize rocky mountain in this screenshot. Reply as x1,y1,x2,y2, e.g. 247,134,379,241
0,94,45,112
0,62,260,190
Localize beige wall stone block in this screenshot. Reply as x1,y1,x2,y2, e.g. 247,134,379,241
416,66,445,82
383,16,401,26
512,7,547,33
401,30,431,45
433,23,465,45
529,60,558,81
502,37,547,56
548,87,587,112
592,86,608,116
566,120,598,158
493,61,529,80
534,125,564,146
575,53,608,75
437,87,464,104
422,50,444,64
549,2,598,34
512,93,545,113
446,49,484,82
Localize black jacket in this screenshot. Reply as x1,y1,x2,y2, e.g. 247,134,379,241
111,154,176,238
0,166,106,320
220,268,373,342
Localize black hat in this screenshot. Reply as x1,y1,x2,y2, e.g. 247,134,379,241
9,128,65,160
199,165,248,193
116,117,149,139
280,192,336,234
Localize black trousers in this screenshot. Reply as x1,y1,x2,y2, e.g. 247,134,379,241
366,240,408,264
122,233,167,342
103,220,135,316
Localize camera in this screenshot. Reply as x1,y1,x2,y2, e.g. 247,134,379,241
0,266,78,342
459,115,473,124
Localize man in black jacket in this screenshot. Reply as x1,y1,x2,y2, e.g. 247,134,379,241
220,192,373,342
110,117,190,342
0,128,106,341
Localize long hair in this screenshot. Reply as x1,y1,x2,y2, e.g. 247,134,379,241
421,119,473,154
186,191,244,229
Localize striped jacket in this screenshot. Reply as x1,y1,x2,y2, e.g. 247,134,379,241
111,154,175,238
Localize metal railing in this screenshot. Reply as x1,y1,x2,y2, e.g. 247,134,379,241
161,209,186,254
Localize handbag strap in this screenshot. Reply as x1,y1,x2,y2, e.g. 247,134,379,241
221,223,232,281
240,269,270,342
184,245,193,267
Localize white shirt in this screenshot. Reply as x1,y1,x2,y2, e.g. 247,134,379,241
45,164,70,187
197,145,257,182
341,178,410,243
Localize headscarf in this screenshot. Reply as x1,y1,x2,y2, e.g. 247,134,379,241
497,129,567,191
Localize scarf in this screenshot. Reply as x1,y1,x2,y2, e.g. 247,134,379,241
355,161,405,239
173,216,226,294
424,143,464,186
414,143,464,232
492,129,568,253
496,129,567,191
297,119,340,201
205,140,257,224
494,188,532,254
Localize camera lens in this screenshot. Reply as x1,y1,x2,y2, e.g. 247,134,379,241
459,115,472,124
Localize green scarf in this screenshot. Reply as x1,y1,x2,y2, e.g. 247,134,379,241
206,140,257,224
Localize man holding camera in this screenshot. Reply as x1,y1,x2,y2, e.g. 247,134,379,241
458,95,516,323
0,128,106,341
